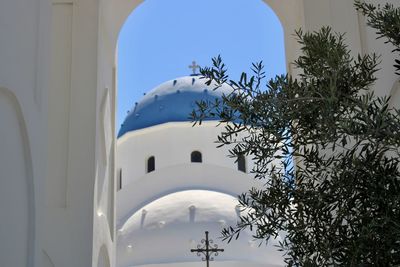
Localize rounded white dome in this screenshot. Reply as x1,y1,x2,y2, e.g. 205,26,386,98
117,190,284,267
120,190,239,231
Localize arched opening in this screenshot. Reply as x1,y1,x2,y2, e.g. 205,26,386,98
115,0,286,129
117,169,122,191
191,151,202,163
147,156,155,173
112,1,287,266
98,0,296,266
238,154,246,173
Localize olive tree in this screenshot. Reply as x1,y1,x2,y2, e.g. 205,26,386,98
192,2,400,266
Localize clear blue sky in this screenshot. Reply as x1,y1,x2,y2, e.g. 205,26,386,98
117,0,286,130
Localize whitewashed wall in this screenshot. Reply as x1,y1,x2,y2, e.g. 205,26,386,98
116,121,262,227
117,122,251,186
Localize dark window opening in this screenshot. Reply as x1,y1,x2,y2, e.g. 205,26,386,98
238,154,246,173
191,151,202,163
118,169,122,190
147,156,155,173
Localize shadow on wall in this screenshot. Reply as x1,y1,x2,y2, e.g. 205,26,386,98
389,78,400,108
98,245,111,267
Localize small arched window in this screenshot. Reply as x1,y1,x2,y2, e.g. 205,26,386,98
238,154,246,173
191,151,202,163
147,156,155,173
117,168,123,191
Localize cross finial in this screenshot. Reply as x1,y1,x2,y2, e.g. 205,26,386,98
190,231,224,267
188,60,200,75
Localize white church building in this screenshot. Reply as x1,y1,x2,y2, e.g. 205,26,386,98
115,75,284,267
0,0,399,267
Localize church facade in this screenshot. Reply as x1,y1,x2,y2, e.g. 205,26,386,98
0,1,399,267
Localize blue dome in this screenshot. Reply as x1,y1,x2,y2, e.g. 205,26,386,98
118,76,233,138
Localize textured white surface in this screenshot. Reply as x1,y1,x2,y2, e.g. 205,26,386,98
120,190,239,231
117,190,284,267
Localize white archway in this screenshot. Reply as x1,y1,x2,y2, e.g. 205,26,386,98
100,0,304,76
95,0,304,265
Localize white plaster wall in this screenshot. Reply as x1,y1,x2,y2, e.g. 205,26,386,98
117,121,252,187
41,0,106,266
116,163,261,227
363,0,400,97
303,0,363,59
1,0,111,266
98,245,112,267
300,0,400,96
93,1,121,265
0,88,34,267
0,0,44,263
42,250,56,267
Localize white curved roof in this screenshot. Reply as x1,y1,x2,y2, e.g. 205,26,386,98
120,190,239,231
117,190,284,267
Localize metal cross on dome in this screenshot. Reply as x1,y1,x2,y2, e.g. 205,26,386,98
190,231,224,267
188,60,200,75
